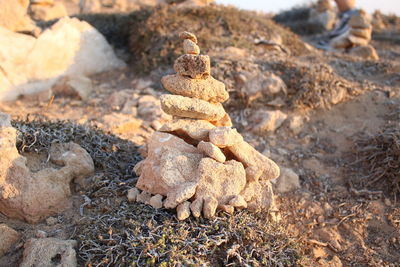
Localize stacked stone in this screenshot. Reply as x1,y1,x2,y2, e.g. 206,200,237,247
330,9,373,49
131,32,280,220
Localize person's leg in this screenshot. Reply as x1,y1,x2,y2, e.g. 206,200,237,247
334,0,356,13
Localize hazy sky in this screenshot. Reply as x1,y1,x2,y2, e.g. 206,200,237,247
216,0,400,15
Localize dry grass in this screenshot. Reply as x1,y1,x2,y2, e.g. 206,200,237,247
11,119,307,266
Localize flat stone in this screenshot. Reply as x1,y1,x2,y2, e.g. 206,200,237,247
228,140,280,181
161,75,229,103
349,45,379,60
160,94,226,121
149,194,163,209
209,127,243,148
176,201,191,220
179,31,197,43
197,141,226,163
195,158,246,205
0,224,20,257
211,113,233,127
348,35,370,46
350,27,372,39
183,39,200,55
174,54,210,79
348,11,371,28
159,118,215,141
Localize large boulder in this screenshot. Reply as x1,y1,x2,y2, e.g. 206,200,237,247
0,17,125,102
0,112,95,223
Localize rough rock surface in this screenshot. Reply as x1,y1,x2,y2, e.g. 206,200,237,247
174,54,210,79
349,45,379,60
0,0,36,33
160,94,226,121
272,167,301,193
135,132,203,195
176,201,191,220
209,127,243,147
0,17,125,102
183,39,200,55
20,238,77,267
242,73,287,103
0,224,20,257
159,118,215,141
0,112,94,223
197,141,226,162
30,1,68,21
250,110,288,133
161,75,229,103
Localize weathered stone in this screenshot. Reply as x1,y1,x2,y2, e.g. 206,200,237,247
30,2,68,21
229,195,247,209
176,201,191,220
0,224,20,257
164,182,197,209
250,110,287,133
348,34,370,46
203,196,218,219
0,115,94,223
195,158,246,205
52,75,93,100
242,73,287,104
149,194,163,209
179,31,197,43
272,167,301,193
350,27,372,39
174,54,210,79
228,140,280,181
20,238,77,267
159,118,215,141
218,204,234,214
136,191,152,204
242,180,275,212
348,10,371,29
211,113,233,127
349,45,379,60
137,94,171,122
133,161,143,176
183,39,200,55
209,127,243,148
245,166,263,182
197,141,226,163
127,187,140,202
190,197,203,217
0,0,36,33
160,94,226,121
161,75,228,103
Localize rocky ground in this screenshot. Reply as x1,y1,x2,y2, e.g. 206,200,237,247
1,3,400,267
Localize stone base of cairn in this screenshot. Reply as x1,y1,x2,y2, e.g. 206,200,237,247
130,32,280,220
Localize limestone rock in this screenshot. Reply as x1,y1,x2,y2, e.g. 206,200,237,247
350,27,372,39
228,140,280,181
211,113,233,127
127,187,140,202
159,118,215,141
349,45,379,60
203,196,218,218
174,54,210,79
218,204,234,214
161,75,228,103
209,127,243,148
136,191,152,204
242,73,287,104
30,2,68,21
0,224,20,257
183,39,200,55
190,197,203,217
229,195,247,209
135,132,203,195
20,238,77,267
179,31,198,43
195,158,246,205
52,75,93,100
0,115,94,223
160,94,226,121
149,194,164,209
0,17,125,102
197,141,226,163
176,201,191,220
272,167,301,193
164,182,197,209
0,0,36,33
250,110,287,133
241,180,275,212
348,10,371,29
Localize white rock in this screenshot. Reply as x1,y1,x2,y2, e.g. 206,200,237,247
0,17,125,102
250,110,287,133
127,188,140,202
272,167,300,193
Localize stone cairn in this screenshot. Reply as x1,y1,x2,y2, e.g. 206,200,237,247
130,32,280,220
